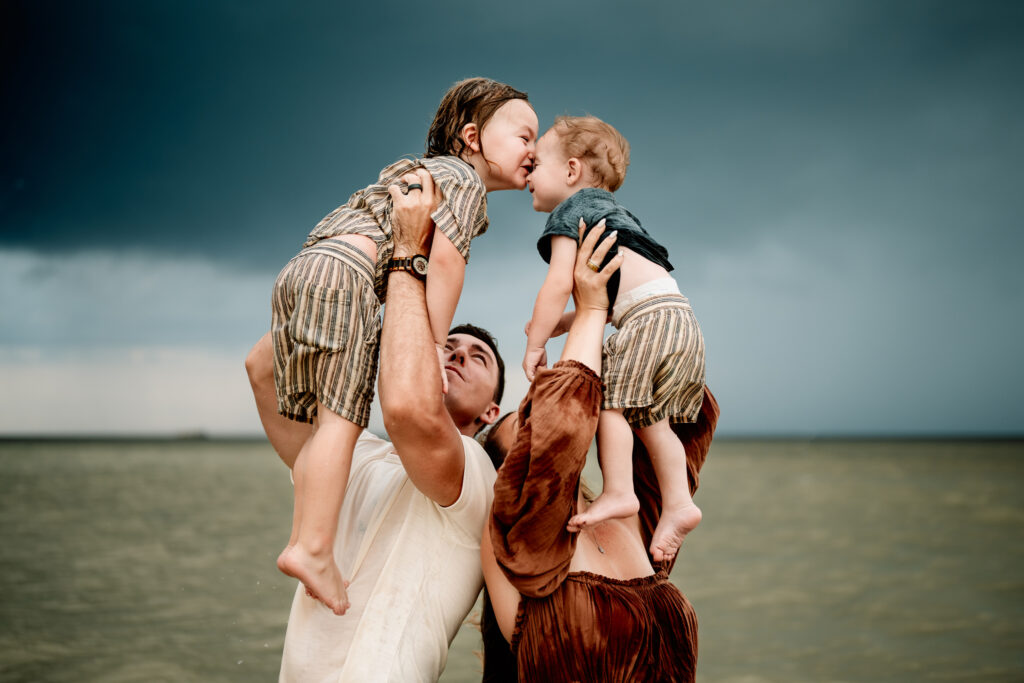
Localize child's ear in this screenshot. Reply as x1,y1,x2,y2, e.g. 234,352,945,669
460,123,481,153
566,158,584,186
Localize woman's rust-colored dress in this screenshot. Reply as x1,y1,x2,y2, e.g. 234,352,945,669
489,361,719,682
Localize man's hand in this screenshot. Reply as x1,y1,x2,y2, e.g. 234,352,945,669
389,168,439,256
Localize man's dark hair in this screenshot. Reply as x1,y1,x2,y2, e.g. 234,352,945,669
449,323,505,404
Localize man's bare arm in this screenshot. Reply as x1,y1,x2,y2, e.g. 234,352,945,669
378,169,466,506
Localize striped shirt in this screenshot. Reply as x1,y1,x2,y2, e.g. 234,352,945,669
304,155,489,300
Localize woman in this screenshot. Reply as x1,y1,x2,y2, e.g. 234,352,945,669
480,223,719,682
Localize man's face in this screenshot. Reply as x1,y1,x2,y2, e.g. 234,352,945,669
442,333,500,428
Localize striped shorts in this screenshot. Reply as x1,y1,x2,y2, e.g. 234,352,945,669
602,293,706,429
271,240,381,427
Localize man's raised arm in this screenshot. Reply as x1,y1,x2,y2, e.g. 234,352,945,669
378,169,467,506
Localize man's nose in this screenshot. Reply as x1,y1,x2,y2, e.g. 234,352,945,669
449,345,467,364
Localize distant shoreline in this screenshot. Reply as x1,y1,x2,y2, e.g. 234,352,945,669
2,434,1022,444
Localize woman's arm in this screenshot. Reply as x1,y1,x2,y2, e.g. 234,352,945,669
480,520,521,642
488,221,623,598
523,236,577,380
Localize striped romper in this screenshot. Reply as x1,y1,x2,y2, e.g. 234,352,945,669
603,278,706,429
538,188,706,430
271,156,488,426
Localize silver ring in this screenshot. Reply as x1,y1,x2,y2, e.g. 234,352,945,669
406,183,423,192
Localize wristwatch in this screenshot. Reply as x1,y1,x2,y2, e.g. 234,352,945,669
386,255,429,280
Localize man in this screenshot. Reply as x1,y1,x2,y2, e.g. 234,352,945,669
245,168,505,681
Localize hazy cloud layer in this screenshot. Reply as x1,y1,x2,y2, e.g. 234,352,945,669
2,1,1022,434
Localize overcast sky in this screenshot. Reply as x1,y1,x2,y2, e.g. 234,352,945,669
2,0,1022,436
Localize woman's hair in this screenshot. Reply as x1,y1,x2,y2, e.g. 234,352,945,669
426,77,530,159
480,412,515,471
550,115,630,192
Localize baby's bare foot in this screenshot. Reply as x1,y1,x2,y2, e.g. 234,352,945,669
567,491,640,532
276,545,295,576
278,545,350,615
650,502,702,563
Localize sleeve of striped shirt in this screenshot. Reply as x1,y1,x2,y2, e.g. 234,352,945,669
430,170,487,263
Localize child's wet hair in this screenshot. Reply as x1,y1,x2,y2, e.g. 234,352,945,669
550,115,630,192
426,77,530,159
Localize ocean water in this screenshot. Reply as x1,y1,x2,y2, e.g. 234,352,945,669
0,439,1021,682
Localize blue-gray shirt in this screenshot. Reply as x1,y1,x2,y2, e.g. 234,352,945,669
537,188,673,304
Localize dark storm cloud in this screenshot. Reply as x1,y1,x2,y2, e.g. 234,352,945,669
3,0,1022,268
3,1,1023,435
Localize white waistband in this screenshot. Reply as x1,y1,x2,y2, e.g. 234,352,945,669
612,278,680,321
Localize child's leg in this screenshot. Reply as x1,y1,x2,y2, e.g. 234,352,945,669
245,332,312,469
278,444,306,560
277,401,360,615
637,418,702,562
568,409,640,531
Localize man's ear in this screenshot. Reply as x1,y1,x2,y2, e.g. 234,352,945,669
476,401,501,427
460,122,481,153
566,157,585,186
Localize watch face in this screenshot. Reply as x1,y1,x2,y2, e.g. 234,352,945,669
412,256,429,276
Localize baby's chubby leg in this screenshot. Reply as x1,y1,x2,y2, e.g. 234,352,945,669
277,402,359,615
638,419,702,563
568,409,640,532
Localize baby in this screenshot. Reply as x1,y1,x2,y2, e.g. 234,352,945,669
523,115,705,562
273,78,537,614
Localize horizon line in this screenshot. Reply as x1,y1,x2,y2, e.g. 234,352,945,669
1,432,1022,443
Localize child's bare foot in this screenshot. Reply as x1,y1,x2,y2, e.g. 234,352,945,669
650,502,702,563
567,491,640,532
276,544,295,575
278,545,350,615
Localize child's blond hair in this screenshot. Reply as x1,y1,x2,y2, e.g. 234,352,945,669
550,115,630,192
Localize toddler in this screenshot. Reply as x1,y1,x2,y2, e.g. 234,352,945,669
523,115,705,562
274,78,537,613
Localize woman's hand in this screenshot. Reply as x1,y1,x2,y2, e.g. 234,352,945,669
571,218,622,313
388,168,439,256
558,219,623,373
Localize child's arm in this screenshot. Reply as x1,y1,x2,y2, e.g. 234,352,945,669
524,310,576,338
426,228,466,393
523,235,578,381
553,310,576,337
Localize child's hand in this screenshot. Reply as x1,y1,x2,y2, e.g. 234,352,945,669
436,343,449,395
523,346,547,382
551,310,576,337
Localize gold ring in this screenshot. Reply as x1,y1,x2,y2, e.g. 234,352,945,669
586,259,600,272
